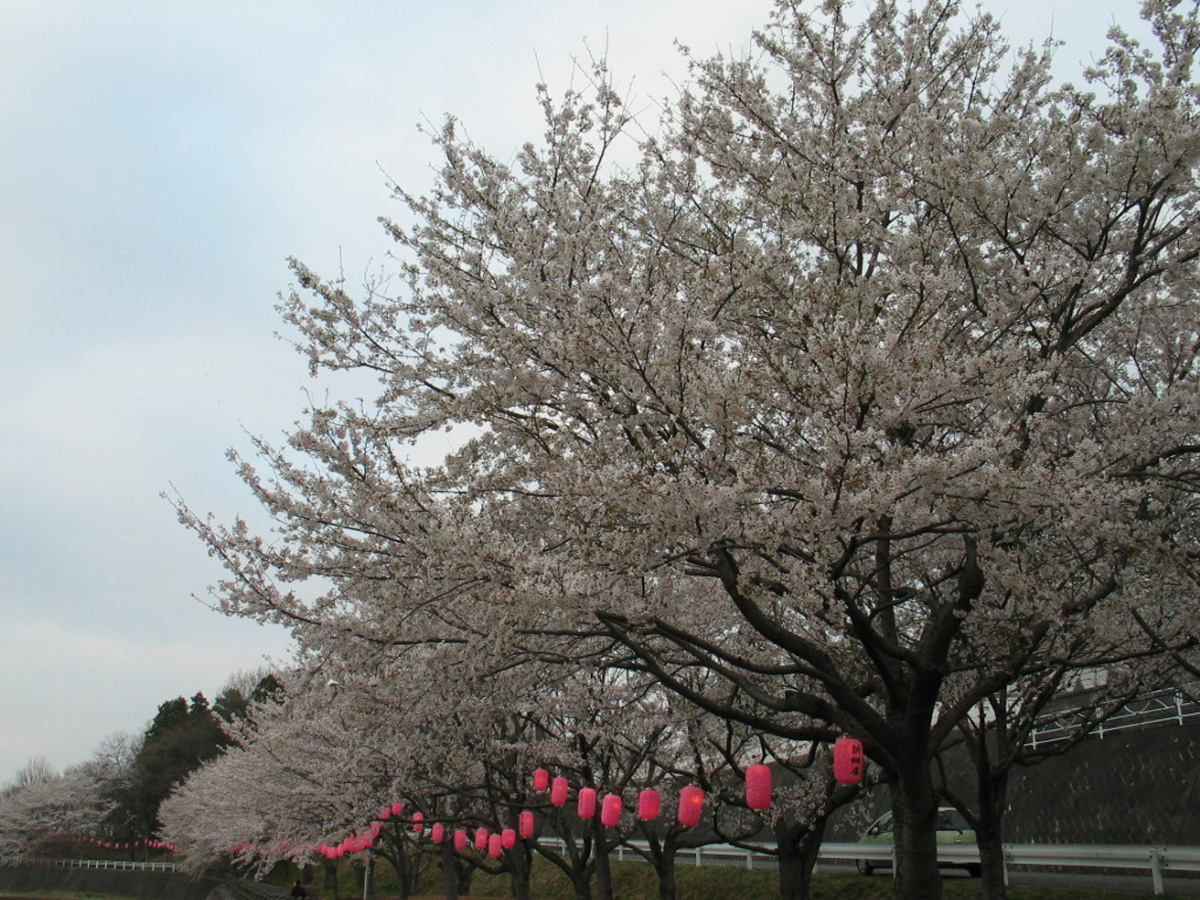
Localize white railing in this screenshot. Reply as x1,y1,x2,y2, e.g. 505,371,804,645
7,843,1200,895
1027,683,1200,748
0,856,180,872
612,840,1200,895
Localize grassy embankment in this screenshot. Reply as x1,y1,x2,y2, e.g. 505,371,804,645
0,859,1168,900
266,857,1164,900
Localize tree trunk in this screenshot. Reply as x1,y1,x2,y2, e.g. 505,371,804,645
391,843,415,900
975,824,1006,900
508,842,533,900
592,825,614,900
893,764,944,900
567,870,593,900
976,769,1010,900
776,816,825,900
438,841,460,900
652,842,677,900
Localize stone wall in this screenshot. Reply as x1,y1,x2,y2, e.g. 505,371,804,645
1001,719,1200,844
834,719,1200,845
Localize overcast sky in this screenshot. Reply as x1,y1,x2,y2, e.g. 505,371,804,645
0,0,1149,783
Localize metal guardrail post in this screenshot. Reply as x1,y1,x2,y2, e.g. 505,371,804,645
1150,847,1165,896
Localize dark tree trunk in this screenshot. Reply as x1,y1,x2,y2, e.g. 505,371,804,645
651,841,678,900
437,840,460,900
976,769,1010,900
567,870,593,900
390,842,416,900
592,820,614,900
893,762,944,900
775,815,826,900
508,841,533,900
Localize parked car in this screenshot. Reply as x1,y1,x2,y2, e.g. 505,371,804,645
856,807,981,877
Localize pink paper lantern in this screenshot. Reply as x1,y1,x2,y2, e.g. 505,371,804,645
533,768,550,791
577,787,598,819
833,737,864,785
600,793,622,828
638,789,661,821
431,823,445,843
487,833,503,858
391,801,405,817
550,776,570,807
746,763,772,810
518,810,535,839
473,827,488,851
501,827,516,849
677,785,705,827
453,829,468,851
412,811,425,834
379,806,392,820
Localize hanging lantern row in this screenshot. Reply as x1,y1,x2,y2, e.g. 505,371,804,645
534,763,775,823
535,771,709,828
264,739,865,867
77,835,180,853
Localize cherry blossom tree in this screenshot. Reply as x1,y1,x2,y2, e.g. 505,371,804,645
175,2,1200,900
0,764,110,858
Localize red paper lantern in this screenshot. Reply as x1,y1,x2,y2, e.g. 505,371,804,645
577,787,598,819
550,776,569,807
518,810,535,839
391,801,405,817
833,737,864,785
487,832,503,858
412,811,425,834
746,763,772,810
474,827,488,851
533,768,550,791
453,829,468,851
677,786,705,827
379,805,392,820
431,823,445,843
638,789,660,821
501,827,516,849
600,793,622,827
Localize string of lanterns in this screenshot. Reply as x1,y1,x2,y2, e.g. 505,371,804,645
31,738,866,865
61,836,181,853
292,738,865,865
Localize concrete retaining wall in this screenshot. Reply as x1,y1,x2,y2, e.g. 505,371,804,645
834,719,1200,844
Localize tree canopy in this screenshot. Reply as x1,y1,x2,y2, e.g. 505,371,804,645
173,2,1200,899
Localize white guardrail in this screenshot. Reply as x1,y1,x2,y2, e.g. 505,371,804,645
613,841,1200,895
0,856,181,871
6,843,1200,896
